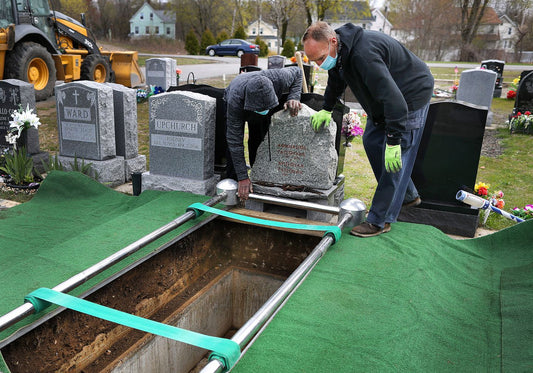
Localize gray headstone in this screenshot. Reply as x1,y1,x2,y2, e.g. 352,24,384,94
250,104,338,190
0,79,39,153
149,91,216,180
267,55,286,69
55,81,116,161
145,58,177,91
105,83,138,159
456,69,497,108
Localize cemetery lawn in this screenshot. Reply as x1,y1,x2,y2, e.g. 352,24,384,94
3,78,530,232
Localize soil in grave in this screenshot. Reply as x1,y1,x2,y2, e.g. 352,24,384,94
1,219,320,372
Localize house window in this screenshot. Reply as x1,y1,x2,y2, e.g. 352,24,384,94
260,28,263,35
252,28,256,35
150,13,153,21
135,26,139,34
145,26,150,34
508,27,512,35
155,26,159,34
140,12,143,20
268,42,271,47
167,27,171,35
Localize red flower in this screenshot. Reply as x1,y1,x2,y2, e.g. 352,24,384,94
507,90,516,99
517,112,522,116
526,111,531,115
477,187,488,196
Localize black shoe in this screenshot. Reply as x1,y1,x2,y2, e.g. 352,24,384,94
402,197,421,208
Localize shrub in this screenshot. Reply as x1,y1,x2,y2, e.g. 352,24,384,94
185,29,200,55
281,39,295,58
255,36,269,57
233,25,247,40
201,29,216,51
216,31,229,43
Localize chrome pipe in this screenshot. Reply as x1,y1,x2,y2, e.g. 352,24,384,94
248,193,340,215
201,211,353,373
0,193,226,333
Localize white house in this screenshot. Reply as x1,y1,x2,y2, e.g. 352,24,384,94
246,19,279,51
498,14,518,53
129,2,175,39
370,7,392,34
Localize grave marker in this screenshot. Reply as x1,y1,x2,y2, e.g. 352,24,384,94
145,58,177,91
456,69,497,108
514,71,533,114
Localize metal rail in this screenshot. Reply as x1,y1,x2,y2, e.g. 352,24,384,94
248,193,340,215
0,193,226,334
200,211,354,373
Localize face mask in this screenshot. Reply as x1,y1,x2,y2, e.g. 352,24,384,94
255,109,269,115
319,41,337,71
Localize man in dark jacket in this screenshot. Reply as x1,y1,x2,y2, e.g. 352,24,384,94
225,66,303,200
303,21,434,237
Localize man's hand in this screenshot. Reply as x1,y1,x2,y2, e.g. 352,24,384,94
284,100,302,117
310,110,332,132
384,144,402,173
238,178,253,200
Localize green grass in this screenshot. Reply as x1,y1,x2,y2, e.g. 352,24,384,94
3,68,531,231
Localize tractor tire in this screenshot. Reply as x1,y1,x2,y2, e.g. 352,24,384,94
80,54,111,83
5,41,56,101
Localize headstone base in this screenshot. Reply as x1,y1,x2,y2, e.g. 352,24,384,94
141,172,218,196
124,155,147,182
58,155,125,188
245,176,345,223
398,201,480,238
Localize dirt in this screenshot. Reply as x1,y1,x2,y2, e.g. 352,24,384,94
480,128,504,158
1,219,320,372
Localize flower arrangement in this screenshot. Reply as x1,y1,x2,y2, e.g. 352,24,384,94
511,205,533,220
506,76,520,100
341,111,365,146
176,68,182,81
136,85,165,103
474,182,506,224
5,104,41,149
508,111,532,134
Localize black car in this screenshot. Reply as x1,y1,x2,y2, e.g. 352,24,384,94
205,39,260,57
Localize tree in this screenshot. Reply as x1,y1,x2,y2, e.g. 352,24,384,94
185,29,201,55
233,25,247,39
457,0,490,61
58,0,88,21
299,0,343,25
266,0,298,46
255,36,269,56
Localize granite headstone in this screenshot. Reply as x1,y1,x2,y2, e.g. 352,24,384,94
0,79,39,154
456,69,497,108
399,100,488,237
480,59,504,97
514,71,533,114
56,81,116,161
250,104,337,190
148,90,216,180
268,55,286,69
105,82,146,180
145,58,177,91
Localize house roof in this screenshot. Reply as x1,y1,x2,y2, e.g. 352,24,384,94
130,2,174,24
323,1,374,23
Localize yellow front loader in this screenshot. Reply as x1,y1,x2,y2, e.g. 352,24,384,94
0,0,144,101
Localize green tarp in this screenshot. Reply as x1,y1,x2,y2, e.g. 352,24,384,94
1,171,532,372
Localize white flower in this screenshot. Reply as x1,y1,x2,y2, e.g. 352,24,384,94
6,104,41,145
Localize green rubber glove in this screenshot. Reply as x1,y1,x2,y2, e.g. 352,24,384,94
385,144,402,173
310,110,332,132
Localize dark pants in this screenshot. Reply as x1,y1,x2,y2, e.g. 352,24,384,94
364,103,430,228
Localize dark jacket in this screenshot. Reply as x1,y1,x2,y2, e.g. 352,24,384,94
225,66,302,180
323,24,434,145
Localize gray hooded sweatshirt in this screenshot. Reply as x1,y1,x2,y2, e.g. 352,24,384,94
224,66,303,181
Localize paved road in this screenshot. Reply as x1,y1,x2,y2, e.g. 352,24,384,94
139,54,527,82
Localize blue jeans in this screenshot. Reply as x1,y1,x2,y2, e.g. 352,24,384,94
363,103,430,228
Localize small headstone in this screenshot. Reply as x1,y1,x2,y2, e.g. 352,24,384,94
481,59,505,98
145,58,177,91
268,55,286,69
0,79,38,153
105,82,146,180
250,104,337,190
456,69,497,108
143,91,218,195
55,81,116,161
514,71,533,114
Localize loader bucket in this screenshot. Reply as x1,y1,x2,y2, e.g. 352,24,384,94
103,51,145,88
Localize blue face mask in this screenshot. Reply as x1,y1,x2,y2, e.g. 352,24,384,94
319,42,337,71
255,109,269,115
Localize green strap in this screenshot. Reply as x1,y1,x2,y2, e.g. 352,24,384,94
187,202,341,243
24,288,240,371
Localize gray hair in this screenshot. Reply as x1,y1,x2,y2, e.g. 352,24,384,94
302,21,336,43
